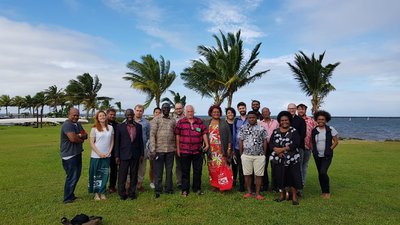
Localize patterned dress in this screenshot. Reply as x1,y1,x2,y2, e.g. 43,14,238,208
208,124,226,188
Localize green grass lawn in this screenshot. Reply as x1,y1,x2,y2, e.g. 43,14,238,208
0,125,399,225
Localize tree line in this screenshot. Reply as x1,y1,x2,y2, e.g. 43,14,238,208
0,30,340,122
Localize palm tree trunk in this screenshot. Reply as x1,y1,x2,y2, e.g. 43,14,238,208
40,106,44,128
227,94,233,108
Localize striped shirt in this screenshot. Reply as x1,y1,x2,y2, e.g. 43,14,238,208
175,117,207,155
150,115,176,153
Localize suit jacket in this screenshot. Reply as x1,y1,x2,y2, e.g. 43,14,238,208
115,122,144,160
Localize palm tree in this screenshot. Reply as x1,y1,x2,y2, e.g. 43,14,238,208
23,95,34,116
115,101,123,116
32,92,47,128
181,30,269,107
0,95,12,116
124,55,176,108
65,73,108,119
161,90,186,108
44,85,64,113
11,96,25,117
99,99,112,111
287,51,340,113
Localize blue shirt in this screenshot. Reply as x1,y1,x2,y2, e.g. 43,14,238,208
233,116,248,150
136,118,150,145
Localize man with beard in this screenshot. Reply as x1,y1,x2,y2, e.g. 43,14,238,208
232,102,248,192
251,100,263,120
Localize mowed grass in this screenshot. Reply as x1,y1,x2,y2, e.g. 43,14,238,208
0,125,399,225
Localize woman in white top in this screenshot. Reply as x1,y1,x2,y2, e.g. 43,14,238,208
311,110,339,199
88,111,114,200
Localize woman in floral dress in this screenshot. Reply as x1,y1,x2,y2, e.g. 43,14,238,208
204,105,233,191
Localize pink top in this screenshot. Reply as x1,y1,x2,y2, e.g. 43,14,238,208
304,116,317,150
259,119,279,142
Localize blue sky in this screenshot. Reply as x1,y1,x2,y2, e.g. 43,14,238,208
0,0,399,116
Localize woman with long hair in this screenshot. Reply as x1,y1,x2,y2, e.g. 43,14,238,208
88,111,114,200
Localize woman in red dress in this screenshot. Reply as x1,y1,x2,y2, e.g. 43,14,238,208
204,105,233,191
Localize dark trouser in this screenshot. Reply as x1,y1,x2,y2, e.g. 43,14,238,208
234,150,245,190
175,154,182,186
109,154,118,189
62,153,82,202
180,153,203,193
154,152,175,194
298,148,304,190
314,155,332,193
301,150,312,186
262,157,270,191
118,158,140,198
273,161,302,190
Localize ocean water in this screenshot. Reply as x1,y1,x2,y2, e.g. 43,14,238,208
197,116,400,141
328,117,400,141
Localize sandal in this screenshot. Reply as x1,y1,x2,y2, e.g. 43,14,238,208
181,191,188,197
255,195,265,201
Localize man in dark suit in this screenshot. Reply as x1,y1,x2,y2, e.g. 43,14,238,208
115,108,144,200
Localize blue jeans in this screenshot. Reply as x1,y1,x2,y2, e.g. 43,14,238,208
301,150,312,186
62,154,82,202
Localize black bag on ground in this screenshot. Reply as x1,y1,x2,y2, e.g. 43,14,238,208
61,214,102,225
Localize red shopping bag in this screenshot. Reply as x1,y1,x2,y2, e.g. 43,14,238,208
217,165,233,191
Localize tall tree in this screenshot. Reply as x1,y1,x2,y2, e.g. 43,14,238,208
11,96,25,117
32,92,47,128
23,95,34,116
44,85,64,113
115,101,123,116
65,73,108,119
161,90,186,108
287,51,340,113
0,95,12,116
181,30,269,107
99,99,112,111
124,55,176,108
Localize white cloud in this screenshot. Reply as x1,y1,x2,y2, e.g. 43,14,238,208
282,0,400,43
0,16,145,112
103,0,191,51
201,0,265,42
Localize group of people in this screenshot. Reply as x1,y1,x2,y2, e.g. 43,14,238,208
59,100,339,205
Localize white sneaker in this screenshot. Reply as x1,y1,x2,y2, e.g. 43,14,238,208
150,182,155,189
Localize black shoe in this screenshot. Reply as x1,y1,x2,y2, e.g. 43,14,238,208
292,199,299,205
63,199,74,204
177,185,182,190
155,193,160,198
71,196,78,201
195,190,204,195
120,195,128,200
165,190,174,194
129,193,137,200
239,186,245,192
297,191,303,198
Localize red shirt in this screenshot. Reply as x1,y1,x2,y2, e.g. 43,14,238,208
175,117,207,155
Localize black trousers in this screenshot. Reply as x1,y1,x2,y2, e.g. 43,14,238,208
118,158,140,198
314,155,332,193
180,153,203,193
154,152,175,194
108,155,118,188
233,150,245,190
262,157,270,191
273,161,302,190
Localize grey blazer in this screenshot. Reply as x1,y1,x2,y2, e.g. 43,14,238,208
204,119,233,156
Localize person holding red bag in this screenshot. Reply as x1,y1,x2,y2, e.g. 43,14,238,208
204,105,233,192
